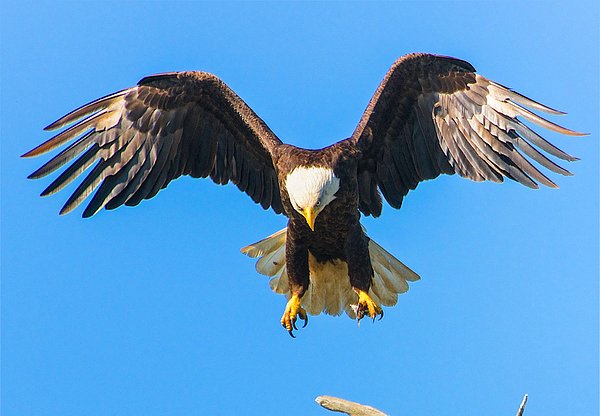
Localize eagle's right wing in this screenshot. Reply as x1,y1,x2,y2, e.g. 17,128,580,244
23,71,284,217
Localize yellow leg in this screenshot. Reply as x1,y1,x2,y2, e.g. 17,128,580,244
281,294,308,337
356,289,384,322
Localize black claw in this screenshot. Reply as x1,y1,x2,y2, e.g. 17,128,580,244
288,330,295,338
302,315,308,328
292,320,298,331
378,309,384,321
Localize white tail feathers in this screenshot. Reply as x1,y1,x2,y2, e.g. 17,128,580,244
240,228,420,319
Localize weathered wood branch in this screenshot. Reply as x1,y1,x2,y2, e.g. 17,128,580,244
316,394,529,415
315,396,388,416
516,394,528,416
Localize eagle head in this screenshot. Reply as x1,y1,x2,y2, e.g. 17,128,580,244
285,166,340,231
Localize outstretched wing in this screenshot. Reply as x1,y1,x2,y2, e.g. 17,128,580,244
348,53,583,217
23,71,284,217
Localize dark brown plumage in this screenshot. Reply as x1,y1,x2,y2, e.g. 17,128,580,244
23,53,582,335
25,71,284,217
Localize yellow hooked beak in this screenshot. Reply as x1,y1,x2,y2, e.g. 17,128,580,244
302,207,316,231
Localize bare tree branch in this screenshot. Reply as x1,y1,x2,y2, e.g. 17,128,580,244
316,394,530,415
315,396,388,416
516,394,528,416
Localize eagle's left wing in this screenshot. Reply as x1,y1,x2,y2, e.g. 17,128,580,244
347,53,584,217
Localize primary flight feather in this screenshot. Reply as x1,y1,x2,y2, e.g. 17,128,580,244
24,53,583,336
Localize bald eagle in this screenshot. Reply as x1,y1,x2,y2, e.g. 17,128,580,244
24,53,582,336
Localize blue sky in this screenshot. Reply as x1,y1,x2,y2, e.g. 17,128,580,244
2,2,598,415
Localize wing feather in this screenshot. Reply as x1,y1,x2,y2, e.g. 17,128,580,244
29,131,96,180
60,159,107,215
105,143,154,210
83,139,146,218
40,144,101,197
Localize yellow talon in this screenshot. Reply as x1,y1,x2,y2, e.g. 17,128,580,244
281,294,308,337
356,289,383,322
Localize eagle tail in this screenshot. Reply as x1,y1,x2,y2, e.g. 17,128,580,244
240,228,420,319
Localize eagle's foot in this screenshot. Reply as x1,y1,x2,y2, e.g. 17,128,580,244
281,294,308,337
355,289,384,322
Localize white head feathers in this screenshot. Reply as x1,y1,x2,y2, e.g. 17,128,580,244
285,166,340,214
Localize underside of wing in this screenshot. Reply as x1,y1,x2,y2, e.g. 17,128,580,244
23,71,284,217
349,53,583,217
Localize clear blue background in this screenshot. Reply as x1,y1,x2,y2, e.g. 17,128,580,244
2,2,598,415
